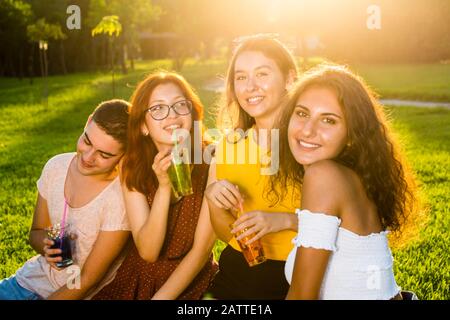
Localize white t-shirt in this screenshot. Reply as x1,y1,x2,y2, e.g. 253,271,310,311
15,152,130,299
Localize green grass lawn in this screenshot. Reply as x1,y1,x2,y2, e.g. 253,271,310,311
353,63,450,102
0,59,449,299
301,58,450,102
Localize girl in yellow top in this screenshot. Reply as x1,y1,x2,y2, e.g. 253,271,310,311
205,35,300,299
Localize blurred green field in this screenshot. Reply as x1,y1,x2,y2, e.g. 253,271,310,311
299,58,450,101
353,63,450,102
0,59,449,299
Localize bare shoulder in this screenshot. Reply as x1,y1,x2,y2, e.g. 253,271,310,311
303,160,355,190
302,160,356,217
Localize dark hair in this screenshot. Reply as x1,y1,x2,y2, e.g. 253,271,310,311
217,34,298,131
92,99,131,149
122,71,205,195
269,64,418,234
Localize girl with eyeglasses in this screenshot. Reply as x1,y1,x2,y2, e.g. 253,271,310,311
93,71,218,300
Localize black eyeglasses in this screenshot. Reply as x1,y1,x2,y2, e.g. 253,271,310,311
146,100,193,120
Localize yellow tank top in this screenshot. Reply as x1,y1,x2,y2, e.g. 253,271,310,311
216,127,300,261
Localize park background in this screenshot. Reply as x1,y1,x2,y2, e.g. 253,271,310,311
0,0,449,299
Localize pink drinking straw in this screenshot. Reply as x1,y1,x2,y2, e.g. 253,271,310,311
59,199,68,247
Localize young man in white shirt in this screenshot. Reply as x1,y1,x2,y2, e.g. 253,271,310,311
0,99,131,300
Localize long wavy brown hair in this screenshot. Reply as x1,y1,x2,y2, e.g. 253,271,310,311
122,71,205,195
217,35,299,131
269,64,418,235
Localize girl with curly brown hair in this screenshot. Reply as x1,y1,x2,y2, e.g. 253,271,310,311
271,64,418,299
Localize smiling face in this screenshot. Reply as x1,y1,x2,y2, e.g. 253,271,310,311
233,51,289,125
288,86,348,166
143,82,193,151
76,120,124,176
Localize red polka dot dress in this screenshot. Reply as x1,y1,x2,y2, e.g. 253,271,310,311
92,162,218,299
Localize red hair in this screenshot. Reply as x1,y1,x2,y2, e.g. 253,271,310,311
122,71,204,195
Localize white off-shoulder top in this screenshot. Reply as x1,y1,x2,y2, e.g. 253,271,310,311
285,209,401,300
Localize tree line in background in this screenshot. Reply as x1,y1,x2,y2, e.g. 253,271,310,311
1,0,449,78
